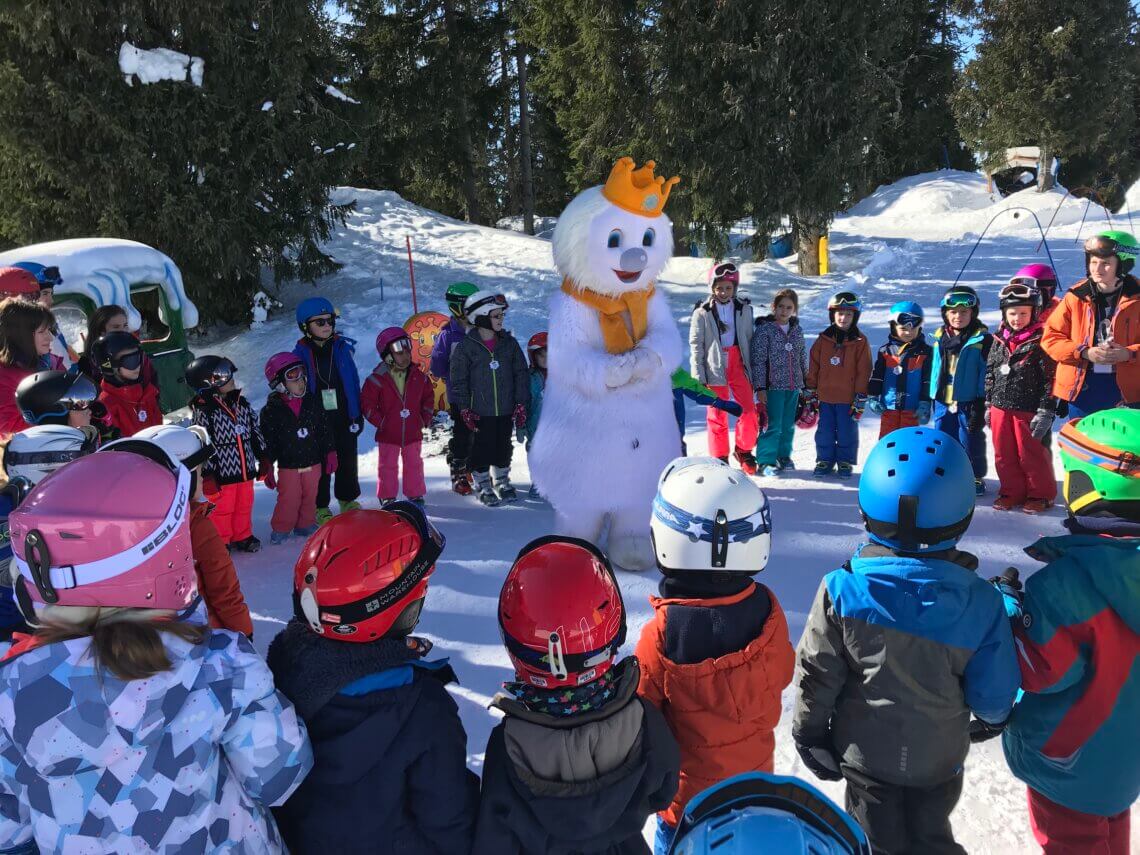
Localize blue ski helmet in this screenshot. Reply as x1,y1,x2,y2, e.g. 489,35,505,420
858,427,975,552
668,772,870,855
889,301,924,328
296,297,335,331
12,261,62,289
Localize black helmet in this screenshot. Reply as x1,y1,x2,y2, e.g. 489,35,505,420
185,355,237,394
15,371,99,426
91,331,145,385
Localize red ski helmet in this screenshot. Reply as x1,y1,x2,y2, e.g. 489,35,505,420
499,536,626,689
526,331,547,368
0,267,42,300
293,504,444,642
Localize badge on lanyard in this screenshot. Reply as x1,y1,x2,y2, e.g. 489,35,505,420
400,408,411,419
785,343,794,352
829,356,841,366
321,388,338,411
137,409,148,422
1000,364,1011,376
234,423,246,437
892,365,903,375
297,427,309,439
489,360,500,370
949,402,958,414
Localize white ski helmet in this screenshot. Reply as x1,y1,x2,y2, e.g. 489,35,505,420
129,424,213,470
651,456,772,574
3,425,99,487
463,290,508,328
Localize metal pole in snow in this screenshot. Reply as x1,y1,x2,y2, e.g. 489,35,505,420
406,236,418,314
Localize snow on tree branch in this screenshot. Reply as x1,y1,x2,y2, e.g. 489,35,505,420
323,84,360,104
119,42,204,87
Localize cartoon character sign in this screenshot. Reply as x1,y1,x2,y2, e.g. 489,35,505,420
404,310,449,411
528,158,684,570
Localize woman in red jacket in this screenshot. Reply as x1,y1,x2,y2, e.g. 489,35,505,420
0,298,57,440
360,327,435,507
91,331,163,436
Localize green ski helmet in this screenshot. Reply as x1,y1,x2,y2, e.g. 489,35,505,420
1058,409,1140,522
1084,230,1140,276
445,282,479,319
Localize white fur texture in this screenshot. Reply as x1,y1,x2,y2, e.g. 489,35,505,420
530,185,683,570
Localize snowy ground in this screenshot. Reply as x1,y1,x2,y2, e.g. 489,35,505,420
199,170,1137,852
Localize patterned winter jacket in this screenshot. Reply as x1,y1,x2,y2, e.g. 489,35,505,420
1002,534,1140,817
794,543,1020,788
984,323,1057,414
750,315,807,392
192,390,267,487
0,604,312,853
449,329,530,418
867,335,933,412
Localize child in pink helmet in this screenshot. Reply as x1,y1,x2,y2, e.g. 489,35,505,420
0,451,312,852
259,352,336,544
1009,263,1061,322
360,327,435,508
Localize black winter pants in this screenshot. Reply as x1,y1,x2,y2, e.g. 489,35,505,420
448,404,474,475
468,415,513,473
843,767,965,855
317,414,360,507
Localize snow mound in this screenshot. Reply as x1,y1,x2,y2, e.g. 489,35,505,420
847,170,996,219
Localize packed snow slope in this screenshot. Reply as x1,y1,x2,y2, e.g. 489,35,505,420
204,171,1136,851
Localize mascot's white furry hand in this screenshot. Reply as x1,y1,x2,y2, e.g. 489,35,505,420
628,346,663,382
604,354,636,389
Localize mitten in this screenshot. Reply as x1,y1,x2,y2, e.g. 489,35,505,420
1029,409,1055,441
867,398,885,415
969,718,1007,743
461,409,480,431
794,739,842,782
257,457,272,481
988,567,1023,619
264,468,277,491
513,403,527,430
756,402,769,434
851,394,867,420
966,401,985,434
984,405,992,429
325,451,338,474
349,417,363,435
604,355,633,388
715,399,743,417
916,400,931,425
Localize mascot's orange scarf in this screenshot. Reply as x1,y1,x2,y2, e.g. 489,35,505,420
561,278,655,355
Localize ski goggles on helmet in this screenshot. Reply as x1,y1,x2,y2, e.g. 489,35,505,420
1008,275,1052,291
892,312,923,329
4,437,99,473
35,266,61,290
711,262,740,284
1084,235,1124,257
385,336,412,354
467,294,509,314
941,291,978,309
1058,421,1140,478
829,292,862,311
31,376,99,423
280,364,306,383
998,282,1036,303
112,349,144,371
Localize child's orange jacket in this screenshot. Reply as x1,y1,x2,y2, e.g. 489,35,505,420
634,583,794,826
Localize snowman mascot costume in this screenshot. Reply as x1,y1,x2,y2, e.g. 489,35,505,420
529,157,683,570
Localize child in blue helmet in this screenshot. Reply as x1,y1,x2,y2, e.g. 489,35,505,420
867,301,932,438
293,297,363,525
930,285,993,495
793,427,1019,854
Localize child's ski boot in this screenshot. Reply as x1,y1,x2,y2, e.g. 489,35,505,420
492,466,518,503
474,472,500,507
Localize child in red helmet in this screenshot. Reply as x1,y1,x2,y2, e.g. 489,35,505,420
360,327,435,508
259,352,336,544
267,505,478,854
472,536,681,853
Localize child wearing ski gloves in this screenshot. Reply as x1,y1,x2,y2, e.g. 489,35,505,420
805,292,871,479
268,506,478,854
125,425,254,638
794,427,1020,855
473,536,681,854
689,262,759,473
293,297,363,524
259,352,335,544
0,452,311,853
931,285,993,495
671,368,742,456
999,409,1140,854
637,457,794,854
361,328,434,508
449,290,529,506
984,282,1057,514
431,281,479,495
750,288,807,475
867,301,933,438
187,355,269,553
91,331,163,436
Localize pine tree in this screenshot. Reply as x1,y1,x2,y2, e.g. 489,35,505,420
0,1,353,324
954,0,1137,192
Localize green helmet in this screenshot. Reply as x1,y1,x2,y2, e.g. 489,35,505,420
1085,230,1139,275
445,282,479,319
1059,408,1140,522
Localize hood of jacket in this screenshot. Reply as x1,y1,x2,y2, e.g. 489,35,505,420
1025,534,1140,636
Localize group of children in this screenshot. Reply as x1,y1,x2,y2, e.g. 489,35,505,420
0,401,1135,853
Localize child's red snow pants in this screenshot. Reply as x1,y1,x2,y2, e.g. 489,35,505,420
991,407,1056,503
878,408,918,438
206,480,255,544
1028,788,1130,855
707,346,758,458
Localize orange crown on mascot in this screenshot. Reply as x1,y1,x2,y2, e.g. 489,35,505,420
601,158,680,218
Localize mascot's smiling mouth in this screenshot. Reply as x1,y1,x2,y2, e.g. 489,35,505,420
613,269,642,284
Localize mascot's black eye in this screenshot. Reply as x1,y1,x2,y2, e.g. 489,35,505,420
607,230,621,249
642,228,655,247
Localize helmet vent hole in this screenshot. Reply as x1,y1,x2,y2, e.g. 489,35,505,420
887,469,896,477
933,438,943,446
926,446,936,454
898,454,909,462
886,442,896,448
935,467,945,476
727,476,738,485
696,476,705,484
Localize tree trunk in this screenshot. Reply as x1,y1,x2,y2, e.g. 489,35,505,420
444,0,481,223
793,215,825,275
1037,145,1054,192
516,37,535,235
499,1,517,214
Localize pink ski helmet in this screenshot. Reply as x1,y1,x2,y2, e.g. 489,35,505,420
375,326,411,358
1010,263,1059,303
264,351,304,388
9,452,196,611
708,261,740,288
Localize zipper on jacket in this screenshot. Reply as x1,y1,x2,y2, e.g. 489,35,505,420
490,342,500,416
